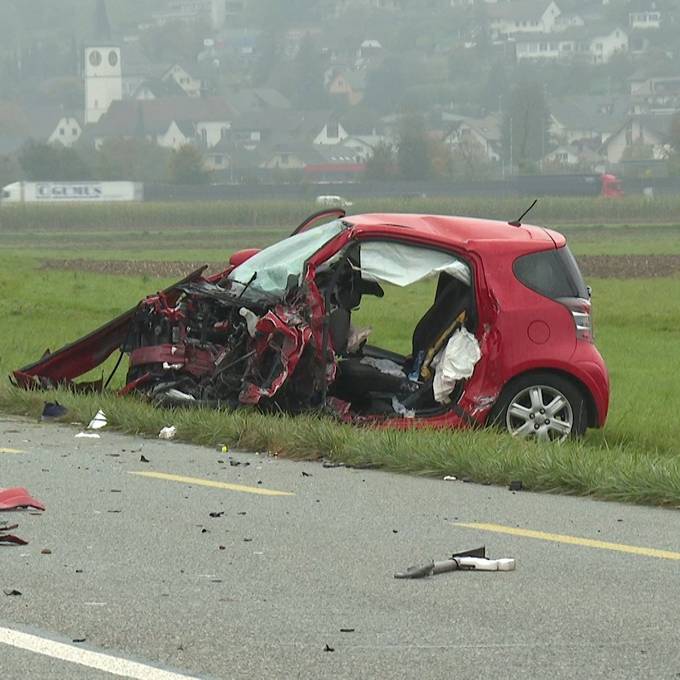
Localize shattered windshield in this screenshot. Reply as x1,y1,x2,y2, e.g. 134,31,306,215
228,219,344,297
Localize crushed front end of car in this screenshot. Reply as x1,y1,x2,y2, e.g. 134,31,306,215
13,219,347,416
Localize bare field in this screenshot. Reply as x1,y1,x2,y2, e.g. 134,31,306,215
40,253,680,279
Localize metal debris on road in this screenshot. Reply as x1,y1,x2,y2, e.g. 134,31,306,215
394,546,515,578
75,432,100,439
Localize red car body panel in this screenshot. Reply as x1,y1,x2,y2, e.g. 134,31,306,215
12,213,610,432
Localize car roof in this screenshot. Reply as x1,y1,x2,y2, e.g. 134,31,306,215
344,213,564,252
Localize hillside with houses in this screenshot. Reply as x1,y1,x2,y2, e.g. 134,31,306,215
2,0,680,186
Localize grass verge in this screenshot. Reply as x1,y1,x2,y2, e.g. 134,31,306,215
2,385,680,508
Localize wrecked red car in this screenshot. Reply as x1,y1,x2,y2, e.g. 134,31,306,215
13,209,609,441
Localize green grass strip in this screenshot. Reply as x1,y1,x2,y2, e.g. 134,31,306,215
3,385,680,508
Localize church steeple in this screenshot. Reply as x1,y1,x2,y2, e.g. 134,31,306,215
94,0,112,41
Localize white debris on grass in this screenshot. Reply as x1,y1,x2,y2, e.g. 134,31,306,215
87,409,107,430
158,426,177,440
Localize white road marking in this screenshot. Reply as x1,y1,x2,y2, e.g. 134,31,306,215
0,625,200,679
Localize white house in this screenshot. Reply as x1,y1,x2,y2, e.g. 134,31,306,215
630,74,680,114
442,114,502,162
313,120,349,145
602,116,671,163
162,64,203,98
550,95,631,145
156,121,194,149
629,10,661,29
47,116,83,147
489,0,562,37
85,97,234,150
196,120,231,147
515,26,627,64
589,27,628,64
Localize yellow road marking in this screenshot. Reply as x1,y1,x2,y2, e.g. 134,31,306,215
128,470,294,497
0,448,24,454
455,522,680,561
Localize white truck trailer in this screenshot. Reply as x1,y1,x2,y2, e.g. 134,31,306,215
0,181,143,204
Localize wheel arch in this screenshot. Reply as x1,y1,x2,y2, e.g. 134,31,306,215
487,368,597,429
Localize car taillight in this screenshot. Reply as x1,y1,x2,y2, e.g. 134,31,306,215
560,297,593,342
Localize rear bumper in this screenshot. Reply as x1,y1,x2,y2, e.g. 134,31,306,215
571,344,610,427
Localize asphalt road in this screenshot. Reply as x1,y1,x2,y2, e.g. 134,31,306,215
2,414,680,680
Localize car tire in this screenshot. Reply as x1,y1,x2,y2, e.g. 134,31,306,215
489,372,588,441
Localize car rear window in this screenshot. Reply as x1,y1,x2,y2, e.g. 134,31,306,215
513,246,589,299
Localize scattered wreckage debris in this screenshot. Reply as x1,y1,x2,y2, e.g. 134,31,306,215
0,487,45,511
41,401,68,421
159,426,177,440
87,409,108,430
0,525,28,546
11,209,606,440
394,546,515,579
0,487,45,547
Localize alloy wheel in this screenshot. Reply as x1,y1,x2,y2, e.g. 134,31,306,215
505,384,574,442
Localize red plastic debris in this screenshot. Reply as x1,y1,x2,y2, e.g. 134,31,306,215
0,487,46,511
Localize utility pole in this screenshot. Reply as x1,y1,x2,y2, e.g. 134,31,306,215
500,94,505,180
509,116,513,176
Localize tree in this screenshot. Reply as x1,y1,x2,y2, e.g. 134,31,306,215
252,29,282,87
290,34,328,109
365,57,407,114
502,81,550,173
167,145,209,185
89,138,171,182
18,141,91,181
0,155,22,187
397,115,431,180
479,61,509,114
364,142,396,180
670,112,680,153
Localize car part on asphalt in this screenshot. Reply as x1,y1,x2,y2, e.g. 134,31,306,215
12,211,609,439
0,524,28,546
0,487,45,511
394,546,515,578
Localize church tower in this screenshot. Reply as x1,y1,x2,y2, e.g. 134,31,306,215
84,1,121,124
211,0,227,30
84,45,122,124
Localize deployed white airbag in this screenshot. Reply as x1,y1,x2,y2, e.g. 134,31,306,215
359,241,471,287
432,328,481,404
